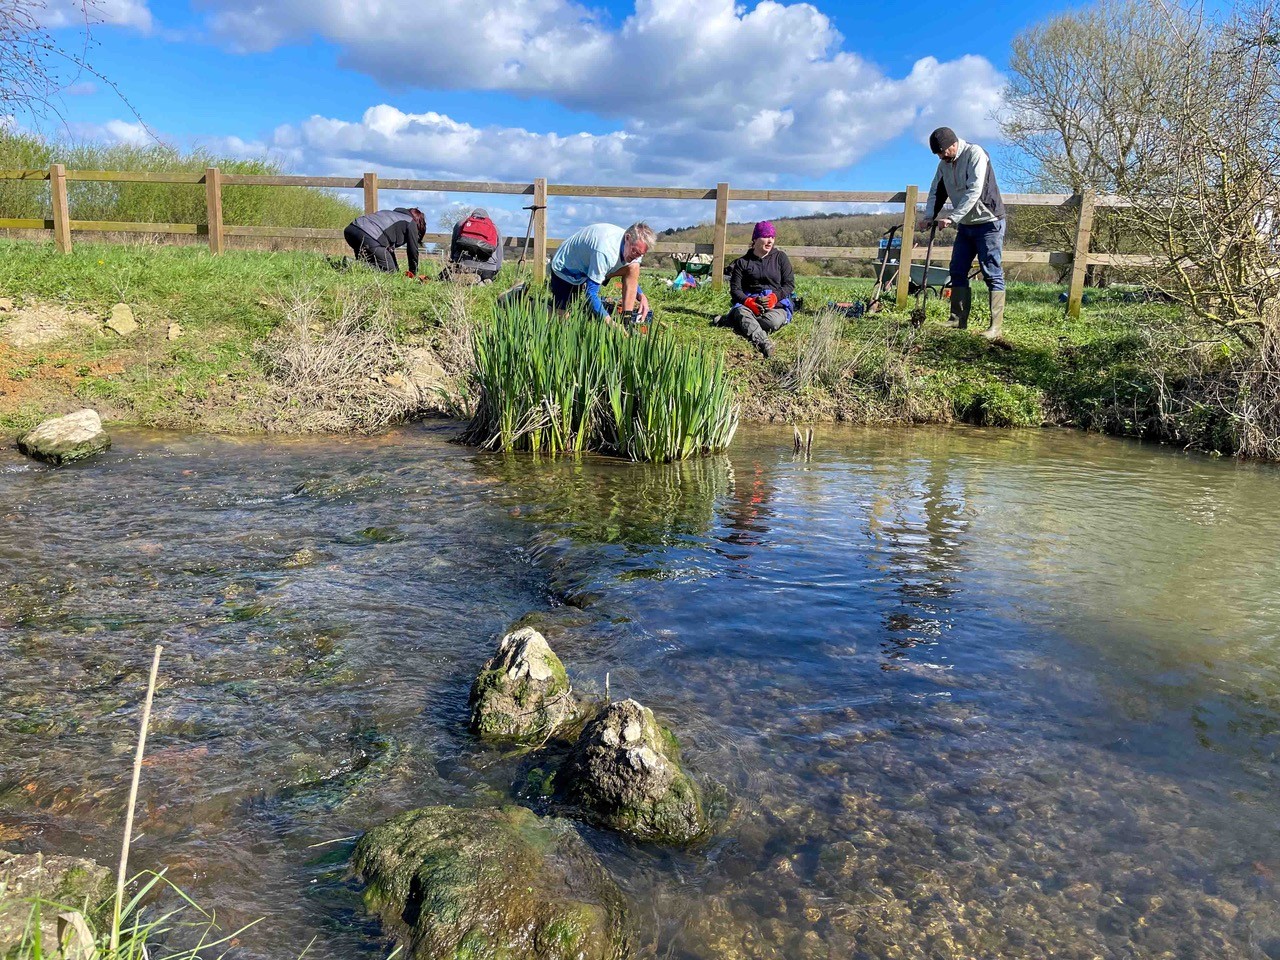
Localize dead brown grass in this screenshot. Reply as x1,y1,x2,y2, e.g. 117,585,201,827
259,285,415,434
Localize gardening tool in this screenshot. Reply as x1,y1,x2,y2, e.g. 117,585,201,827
866,224,902,313
517,202,547,267
619,307,653,333
910,223,938,328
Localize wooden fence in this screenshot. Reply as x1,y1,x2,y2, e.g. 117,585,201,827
0,165,1155,317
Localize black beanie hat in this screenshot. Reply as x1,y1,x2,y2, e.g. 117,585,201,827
929,127,958,154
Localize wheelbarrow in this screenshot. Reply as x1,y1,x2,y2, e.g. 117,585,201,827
672,252,714,278
872,230,953,301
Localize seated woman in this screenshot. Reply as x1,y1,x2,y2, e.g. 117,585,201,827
724,221,794,358
343,207,426,276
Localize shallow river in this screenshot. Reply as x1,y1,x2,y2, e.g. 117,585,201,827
3,424,1279,959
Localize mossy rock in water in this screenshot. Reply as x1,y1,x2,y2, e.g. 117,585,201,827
353,806,628,960
16,409,111,466
0,850,112,954
559,699,708,845
469,627,578,745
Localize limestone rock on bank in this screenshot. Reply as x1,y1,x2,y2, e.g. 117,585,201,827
105,303,138,337
469,627,578,744
560,699,708,844
0,850,112,955
16,409,111,465
353,806,628,960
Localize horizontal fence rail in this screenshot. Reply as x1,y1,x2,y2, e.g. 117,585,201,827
0,165,1145,315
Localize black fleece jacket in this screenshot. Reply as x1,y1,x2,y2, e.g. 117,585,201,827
376,219,420,275
729,248,794,304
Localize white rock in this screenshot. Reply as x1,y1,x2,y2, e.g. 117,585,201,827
627,746,664,773
16,409,111,465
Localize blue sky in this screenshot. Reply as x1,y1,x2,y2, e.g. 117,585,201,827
25,0,1078,233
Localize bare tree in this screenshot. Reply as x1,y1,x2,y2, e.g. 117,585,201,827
1115,1,1280,342
1001,0,1197,279
1,0,148,131
1002,0,1279,335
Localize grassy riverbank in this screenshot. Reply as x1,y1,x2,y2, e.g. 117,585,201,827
0,239,1230,451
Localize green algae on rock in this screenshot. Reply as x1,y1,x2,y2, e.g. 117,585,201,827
352,805,628,960
469,627,578,745
0,850,112,955
559,699,708,845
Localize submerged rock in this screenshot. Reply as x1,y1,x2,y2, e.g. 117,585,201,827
353,805,628,960
17,409,111,465
469,627,578,744
560,699,708,844
0,850,112,955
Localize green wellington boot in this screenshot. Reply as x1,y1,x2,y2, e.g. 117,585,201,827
950,287,972,329
984,290,1006,340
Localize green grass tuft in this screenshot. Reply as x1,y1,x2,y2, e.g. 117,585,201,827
3,870,260,960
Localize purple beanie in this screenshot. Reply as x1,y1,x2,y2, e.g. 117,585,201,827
752,221,776,241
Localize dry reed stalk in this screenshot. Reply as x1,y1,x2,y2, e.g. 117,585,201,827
111,644,162,956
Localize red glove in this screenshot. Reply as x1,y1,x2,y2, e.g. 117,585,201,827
743,297,762,316
763,292,779,310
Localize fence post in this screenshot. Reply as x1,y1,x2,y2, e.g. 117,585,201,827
896,185,919,310
363,172,378,214
1066,190,1096,318
49,163,71,254
204,167,224,255
532,178,548,285
711,182,730,290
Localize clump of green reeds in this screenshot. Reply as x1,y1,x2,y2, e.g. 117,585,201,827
462,301,739,461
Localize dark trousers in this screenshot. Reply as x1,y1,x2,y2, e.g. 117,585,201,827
344,224,397,272
548,272,581,310
950,219,1005,292
449,255,499,282
730,303,788,348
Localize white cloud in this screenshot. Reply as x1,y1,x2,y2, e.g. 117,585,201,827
64,81,98,96
196,104,932,236
66,118,154,145
37,0,153,32
194,0,1004,178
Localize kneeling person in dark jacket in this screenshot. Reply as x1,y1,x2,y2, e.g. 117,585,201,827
344,207,426,275
447,208,503,282
724,221,794,358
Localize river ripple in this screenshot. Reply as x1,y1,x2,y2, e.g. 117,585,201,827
2,423,1279,959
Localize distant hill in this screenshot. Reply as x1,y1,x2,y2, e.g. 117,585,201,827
657,212,1061,280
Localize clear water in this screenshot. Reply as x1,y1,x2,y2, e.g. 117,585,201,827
2,424,1279,959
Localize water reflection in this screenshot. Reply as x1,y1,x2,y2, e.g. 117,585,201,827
718,458,777,556
866,457,968,668
482,452,733,549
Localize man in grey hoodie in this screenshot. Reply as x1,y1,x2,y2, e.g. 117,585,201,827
919,127,1006,338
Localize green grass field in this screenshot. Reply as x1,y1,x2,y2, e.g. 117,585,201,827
0,238,1215,451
